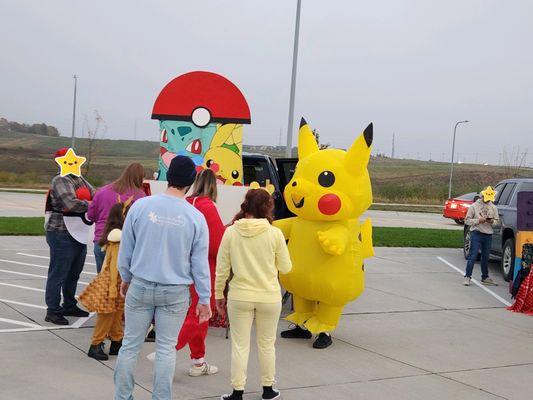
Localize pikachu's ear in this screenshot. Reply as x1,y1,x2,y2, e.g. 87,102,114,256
298,118,319,159
344,123,373,175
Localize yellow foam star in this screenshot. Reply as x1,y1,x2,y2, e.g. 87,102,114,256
55,148,86,177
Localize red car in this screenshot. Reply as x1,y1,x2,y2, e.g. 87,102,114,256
443,192,480,224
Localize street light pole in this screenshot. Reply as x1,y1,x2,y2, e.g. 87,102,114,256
285,0,302,157
448,120,469,199
71,75,78,149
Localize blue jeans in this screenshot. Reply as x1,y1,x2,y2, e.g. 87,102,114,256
45,230,87,314
465,230,492,280
114,277,190,400
93,242,106,273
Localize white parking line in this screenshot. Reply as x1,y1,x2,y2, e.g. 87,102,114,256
0,317,41,329
0,298,46,309
0,282,45,292
17,252,97,267
437,256,512,307
0,258,96,276
0,268,90,285
0,324,85,333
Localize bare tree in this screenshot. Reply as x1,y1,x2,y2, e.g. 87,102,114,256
312,128,330,150
501,146,529,178
82,110,107,176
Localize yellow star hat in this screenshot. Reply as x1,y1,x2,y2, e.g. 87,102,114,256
55,148,86,177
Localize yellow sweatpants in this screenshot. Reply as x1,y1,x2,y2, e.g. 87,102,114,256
91,311,123,345
227,299,282,391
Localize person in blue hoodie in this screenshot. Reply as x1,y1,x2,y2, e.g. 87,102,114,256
114,156,212,400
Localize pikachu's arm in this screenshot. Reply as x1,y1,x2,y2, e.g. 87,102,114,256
317,225,350,256
361,218,374,259
273,217,296,240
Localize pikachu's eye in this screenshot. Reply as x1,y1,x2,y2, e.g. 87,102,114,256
318,171,335,187
231,170,240,179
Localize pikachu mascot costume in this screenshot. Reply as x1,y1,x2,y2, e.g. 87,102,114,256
275,118,374,349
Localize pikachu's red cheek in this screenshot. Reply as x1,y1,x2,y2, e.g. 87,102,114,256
318,194,341,215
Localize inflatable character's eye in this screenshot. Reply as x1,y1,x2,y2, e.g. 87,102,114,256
231,170,240,179
178,127,192,137
74,161,77,164
160,129,168,143
206,159,214,168
318,171,335,187
63,161,67,164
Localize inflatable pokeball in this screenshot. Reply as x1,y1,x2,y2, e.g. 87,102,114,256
151,71,251,183
151,71,251,126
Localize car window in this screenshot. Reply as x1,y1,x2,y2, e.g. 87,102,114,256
511,182,533,206
493,183,506,204
456,192,477,201
496,183,516,206
275,159,298,188
243,159,269,186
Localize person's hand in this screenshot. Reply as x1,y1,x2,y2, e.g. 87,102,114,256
478,217,486,224
120,281,130,297
196,303,212,324
215,298,226,318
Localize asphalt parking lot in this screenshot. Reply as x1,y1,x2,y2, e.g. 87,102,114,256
1,236,531,399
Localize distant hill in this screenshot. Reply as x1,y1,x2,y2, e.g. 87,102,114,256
1,129,531,203
0,117,60,137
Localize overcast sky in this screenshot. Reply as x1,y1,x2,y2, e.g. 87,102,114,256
1,0,531,165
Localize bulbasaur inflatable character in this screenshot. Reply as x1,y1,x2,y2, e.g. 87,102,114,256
151,71,251,183
275,118,374,349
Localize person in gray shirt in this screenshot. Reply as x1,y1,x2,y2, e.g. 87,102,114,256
463,186,499,286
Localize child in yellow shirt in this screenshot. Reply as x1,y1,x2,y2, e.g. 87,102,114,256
215,189,292,400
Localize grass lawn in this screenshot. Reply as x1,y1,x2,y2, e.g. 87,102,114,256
0,217,463,248
0,217,45,236
373,226,463,248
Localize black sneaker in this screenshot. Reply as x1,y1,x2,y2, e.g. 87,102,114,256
220,390,244,400
313,333,333,349
45,312,69,325
62,306,89,317
262,386,281,400
280,325,312,339
109,340,122,355
145,327,156,342
88,342,109,361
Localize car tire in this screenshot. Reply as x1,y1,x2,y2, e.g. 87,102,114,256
454,219,464,225
501,238,515,282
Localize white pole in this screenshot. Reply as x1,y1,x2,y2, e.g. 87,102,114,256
285,0,302,158
448,120,469,199
71,75,78,149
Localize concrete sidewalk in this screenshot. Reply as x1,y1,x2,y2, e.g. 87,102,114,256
0,191,462,230
0,239,531,399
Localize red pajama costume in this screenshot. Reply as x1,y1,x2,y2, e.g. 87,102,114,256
176,195,226,361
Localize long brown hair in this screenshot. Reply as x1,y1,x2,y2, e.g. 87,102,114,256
98,201,131,247
112,163,145,194
190,169,218,202
233,189,274,224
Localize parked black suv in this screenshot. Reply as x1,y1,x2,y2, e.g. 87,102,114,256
463,178,533,281
242,154,297,220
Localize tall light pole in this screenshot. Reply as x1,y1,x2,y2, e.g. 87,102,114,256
71,75,78,149
285,0,302,157
448,120,469,199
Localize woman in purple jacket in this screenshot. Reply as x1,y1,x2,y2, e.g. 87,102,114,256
87,163,146,272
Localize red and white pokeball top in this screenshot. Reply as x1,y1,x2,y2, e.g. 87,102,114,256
151,71,251,127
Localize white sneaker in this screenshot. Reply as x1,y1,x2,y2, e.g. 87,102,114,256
189,362,218,377
463,277,471,286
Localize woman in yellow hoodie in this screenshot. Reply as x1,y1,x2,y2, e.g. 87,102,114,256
215,189,292,400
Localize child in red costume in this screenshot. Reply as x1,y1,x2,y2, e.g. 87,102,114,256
176,169,226,376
